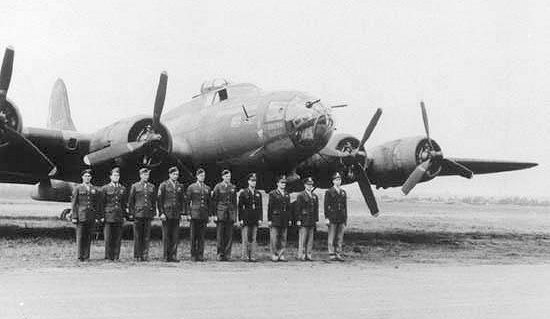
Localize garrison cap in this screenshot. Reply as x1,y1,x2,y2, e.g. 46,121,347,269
303,177,314,185
247,172,257,181
139,167,150,174
196,168,205,176
110,167,120,175
81,168,92,176
168,166,179,174
276,175,287,183
221,169,231,176
332,172,342,180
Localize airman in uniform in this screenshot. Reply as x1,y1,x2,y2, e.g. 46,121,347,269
128,167,156,261
238,172,263,262
157,166,185,262
212,169,238,261
100,167,128,261
71,169,101,261
267,175,291,262
324,172,347,261
185,168,211,261
295,177,319,261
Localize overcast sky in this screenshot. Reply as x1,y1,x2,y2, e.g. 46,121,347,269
1,0,548,197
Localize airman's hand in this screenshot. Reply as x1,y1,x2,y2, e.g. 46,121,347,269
159,213,167,221
268,221,272,227
296,221,301,227
71,218,78,224
325,219,330,226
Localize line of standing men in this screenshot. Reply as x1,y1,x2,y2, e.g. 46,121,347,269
70,166,348,262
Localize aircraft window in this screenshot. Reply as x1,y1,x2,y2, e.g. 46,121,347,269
66,137,78,150
210,89,229,105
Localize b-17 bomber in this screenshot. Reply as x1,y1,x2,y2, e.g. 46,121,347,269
0,47,537,217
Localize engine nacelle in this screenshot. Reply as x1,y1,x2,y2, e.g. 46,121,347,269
0,99,23,147
31,180,75,202
295,133,360,189
90,115,172,153
368,136,442,188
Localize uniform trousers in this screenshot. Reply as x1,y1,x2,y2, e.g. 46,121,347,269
133,218,152,260
104,222,122,260
298,226,315,259
216,220,234,259
162,219,180,261
76,221,95,260
269,226,288,259
190,219,207,260
241,224,258,259
328,222,345,256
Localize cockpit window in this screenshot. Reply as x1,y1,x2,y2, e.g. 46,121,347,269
286,95,333,148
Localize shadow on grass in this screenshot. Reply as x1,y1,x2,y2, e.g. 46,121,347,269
1,224,548,246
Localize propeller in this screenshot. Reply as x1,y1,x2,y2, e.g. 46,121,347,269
0,47,57,177
84,72,169,166
319,108,382,216
401,102,473,195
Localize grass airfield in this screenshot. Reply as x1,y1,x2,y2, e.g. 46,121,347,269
1,185,550,318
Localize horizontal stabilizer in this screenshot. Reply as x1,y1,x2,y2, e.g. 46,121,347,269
440,158,538,176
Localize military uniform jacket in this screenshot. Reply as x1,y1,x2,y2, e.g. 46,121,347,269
128,181,156,219
295,191,319,227
185,181,211,220
267,189,291,227
157,179,185,219
71,183,101,223
238,188,263,225
100,182,128,223
324,187,347,224
212,182,238,222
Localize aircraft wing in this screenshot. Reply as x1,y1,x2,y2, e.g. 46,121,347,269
439,158,538,176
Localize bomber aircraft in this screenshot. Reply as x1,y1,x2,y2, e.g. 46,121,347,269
0,47,538,217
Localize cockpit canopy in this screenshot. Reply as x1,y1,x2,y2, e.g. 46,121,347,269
200,78,230,94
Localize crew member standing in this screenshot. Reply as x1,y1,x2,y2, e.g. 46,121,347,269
157,166,185,262
324,172,347,261
238,172,263,262
295,177,319,261
185,168,211,261
212,169,238,261
100,167,127,261
128,167,156,261
267,175,291,262
71,169,101,261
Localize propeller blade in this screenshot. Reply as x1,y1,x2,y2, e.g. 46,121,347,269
420,101,434,148
152,71,168,131
83,141,148,166
3,125,56,177
0,46,14,102
402,159,432,195
353,165,379,216
358,108,382,149
441,158,473,179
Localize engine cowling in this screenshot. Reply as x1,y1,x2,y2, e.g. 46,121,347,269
295,133,361,189
31,180,75,202
368,136,442,188
90,115,172,166
0,99,22,147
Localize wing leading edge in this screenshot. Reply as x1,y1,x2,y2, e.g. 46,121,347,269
439,158,538,176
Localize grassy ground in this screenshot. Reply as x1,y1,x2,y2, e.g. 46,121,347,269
1,196,550,269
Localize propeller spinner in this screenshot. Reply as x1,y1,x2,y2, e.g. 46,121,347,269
0,47,57,177
320,108,383,216
401,102,473,195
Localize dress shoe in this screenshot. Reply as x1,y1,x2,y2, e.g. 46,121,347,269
278,256,288,262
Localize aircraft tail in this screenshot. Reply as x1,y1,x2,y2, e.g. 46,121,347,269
47,78,76,131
